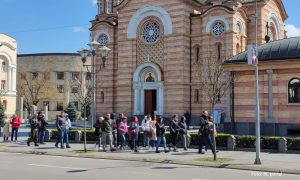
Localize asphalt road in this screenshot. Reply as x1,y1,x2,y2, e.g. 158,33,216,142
0,152,298,180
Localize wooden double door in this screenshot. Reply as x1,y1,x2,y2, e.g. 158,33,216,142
144,90,157,115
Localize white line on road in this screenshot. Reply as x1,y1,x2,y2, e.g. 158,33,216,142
27,163,88,170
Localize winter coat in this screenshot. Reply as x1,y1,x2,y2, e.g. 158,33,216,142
101,119,113,133
118,121,128,135
129,122,139,139
141,116,151,132
170,120,180,134
93,122,102,136
3,118,10,136
199,115,210,135
38,115,48,130
178,121,188,134
11,116,21,129
156,122,166,137
65,118,72,130
149,122,157,140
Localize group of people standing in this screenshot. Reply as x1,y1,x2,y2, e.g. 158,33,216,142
27,111,48,146
93,112,202,154
0,114,22,142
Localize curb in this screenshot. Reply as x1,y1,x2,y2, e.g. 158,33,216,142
0,148,299,175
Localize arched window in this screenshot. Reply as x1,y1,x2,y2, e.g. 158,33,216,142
1,62,6,71
194,89,199,103
101,91,104,103
216,43,222,61
236,44,240,55
288,78,300,103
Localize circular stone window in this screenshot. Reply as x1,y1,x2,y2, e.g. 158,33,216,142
211,21,226,36
98,34,109,47
142,21,160,43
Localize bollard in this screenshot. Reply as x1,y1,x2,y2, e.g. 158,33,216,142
227,135,236,151
75,131,82,143
278,137,287,153
45,129,52,142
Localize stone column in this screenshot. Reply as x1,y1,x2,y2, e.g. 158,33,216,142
266,69,273,122
30,105,37,115
20,97,24,121
224,72,232,123
44,105,48,121
12,67,17,91
7,67,11,91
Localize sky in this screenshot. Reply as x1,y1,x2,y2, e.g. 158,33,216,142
0,0,299,54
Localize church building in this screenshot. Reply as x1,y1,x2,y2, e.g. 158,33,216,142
90,0,287,123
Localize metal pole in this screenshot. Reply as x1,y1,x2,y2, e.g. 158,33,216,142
84,105,87,152
254,0,261,165
92,54,96,129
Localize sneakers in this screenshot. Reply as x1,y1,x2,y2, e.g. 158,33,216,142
27,141,30,146
155,150,160,153
34,144,39,147
66,146,71,148
164,150,170,153
55,144,58,148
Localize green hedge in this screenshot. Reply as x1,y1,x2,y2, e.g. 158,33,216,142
287,137,300,150
48,129,300,150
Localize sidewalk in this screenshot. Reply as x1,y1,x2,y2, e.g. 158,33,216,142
0,139,299,175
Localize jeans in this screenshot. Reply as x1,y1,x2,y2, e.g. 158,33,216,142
28,128,39,145
171,132,178,148
149,140,156,148
39,129,45,144
143,131,149,146
119,134,126,148
64,129,70,147
156,136,167,151
56,128,66,148
11,128,19,141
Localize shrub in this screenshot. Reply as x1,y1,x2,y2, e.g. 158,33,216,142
65,102,77,121
261,136,280,150
216,134,231,147
236,135,256,148
287,137,300,150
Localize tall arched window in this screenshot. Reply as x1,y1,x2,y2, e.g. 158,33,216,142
100,91,104,103
288,78,300,103
216,43,222,61
194,89,199,103
236,43,240,55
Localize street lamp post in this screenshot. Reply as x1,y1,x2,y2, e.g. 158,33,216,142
78,41,111,152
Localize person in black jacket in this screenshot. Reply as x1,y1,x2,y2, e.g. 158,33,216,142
170,114,181,152
198,111,215,154
179,115,188,150
155,116,169,153
38,112,48,144
27,114,39,146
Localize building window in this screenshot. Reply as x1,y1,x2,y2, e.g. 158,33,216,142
57,85,64,93
72,101,79,110
194,89,199,103
1,80,6,90
142,21,160,44
101,91,104,103
21,73,26,80
288,78,300,103
86,72,92,80
32,72,38,80
236,43,240,55
57,102,64,111
211,21,225,36
98,34,109,47
216,43,222,61
57,72,64,80
196,47,200,62
71,86,79,94
3,100,7,111
236,22,242,36
43,72,50,80
72,72,80,80
43,101,49,110
1,62,6,71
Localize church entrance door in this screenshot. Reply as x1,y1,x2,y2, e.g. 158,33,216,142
144,90,157,115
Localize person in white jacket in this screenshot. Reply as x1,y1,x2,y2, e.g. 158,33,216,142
141,114,151,147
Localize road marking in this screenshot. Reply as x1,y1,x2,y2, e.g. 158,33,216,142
132,172,162,176
27,163,88,170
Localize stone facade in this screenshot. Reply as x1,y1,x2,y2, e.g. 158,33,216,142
0,34,17,117
91,0,287,121
17,53,91,120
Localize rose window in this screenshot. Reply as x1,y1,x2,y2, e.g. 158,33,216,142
98,34,109,47
211,21,225,36
142,21,160,43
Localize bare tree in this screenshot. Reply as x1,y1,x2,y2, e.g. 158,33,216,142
194,57,234,160
69,78,92,119
0,88,9,101
17,70,58,109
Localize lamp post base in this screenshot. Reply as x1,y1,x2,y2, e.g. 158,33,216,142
254,158,262,165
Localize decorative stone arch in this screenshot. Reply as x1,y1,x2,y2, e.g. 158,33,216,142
91,30,111,43
0,51,17,95
267,13,281,40
133,63,164,115
236,18,246,36
205,16,230,33
127,5,172,39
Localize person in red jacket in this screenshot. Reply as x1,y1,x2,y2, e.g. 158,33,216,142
10,114,21,142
